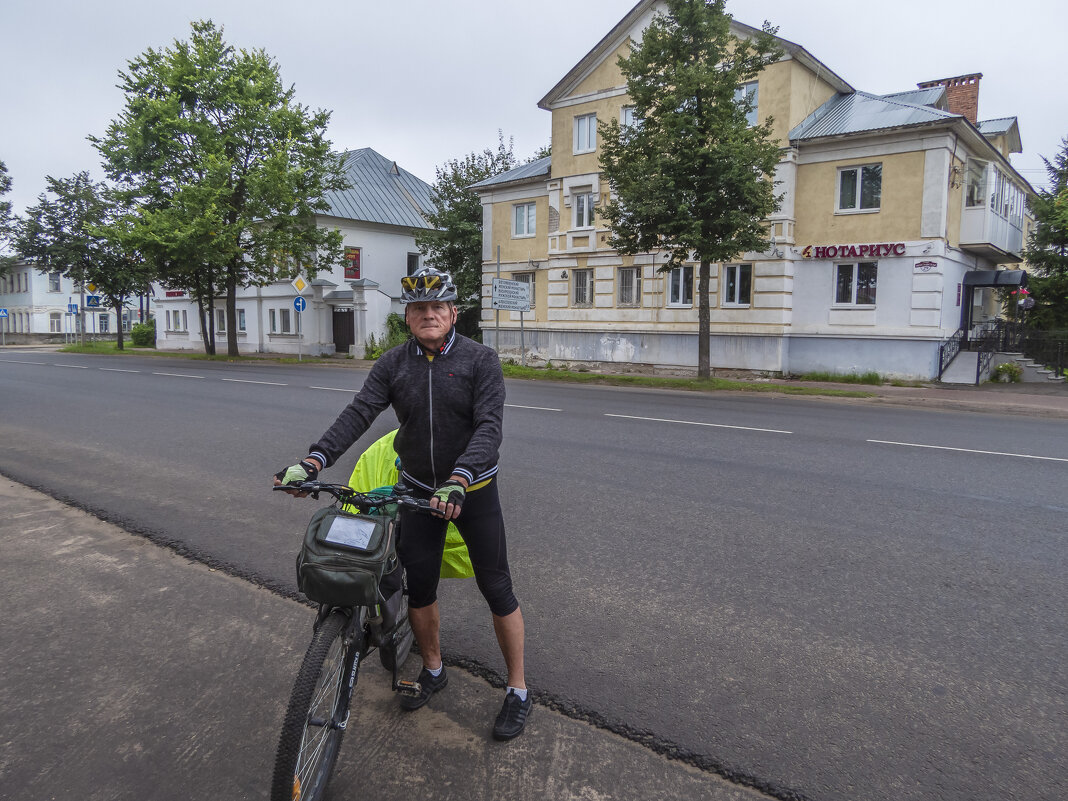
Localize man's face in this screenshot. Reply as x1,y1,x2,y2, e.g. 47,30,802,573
406,301,457,346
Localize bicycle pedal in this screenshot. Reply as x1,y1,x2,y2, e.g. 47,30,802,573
395,679,422,697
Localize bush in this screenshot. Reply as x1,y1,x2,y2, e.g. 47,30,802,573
365,313,409,359
130,319,156,348
990,362,1023,383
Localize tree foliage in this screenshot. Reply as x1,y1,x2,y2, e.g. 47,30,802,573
15,172,153,349
598,0,783,377
1023,136,1068,330
0,160,16,275
92,20,349,355
415,133,521,308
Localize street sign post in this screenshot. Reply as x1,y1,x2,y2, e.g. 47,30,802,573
0,308,7,346
86,296,101,308
293,295,307,361
491,278,532,366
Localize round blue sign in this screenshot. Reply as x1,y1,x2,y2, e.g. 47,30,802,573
293,296,307,312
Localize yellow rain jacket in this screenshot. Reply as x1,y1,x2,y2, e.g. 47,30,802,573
347,429,474,579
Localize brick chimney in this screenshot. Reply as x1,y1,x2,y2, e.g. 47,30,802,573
917,73,982,124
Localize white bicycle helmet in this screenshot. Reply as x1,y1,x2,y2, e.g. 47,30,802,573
400,267,458,303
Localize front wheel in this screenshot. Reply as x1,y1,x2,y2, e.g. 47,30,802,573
271,610,361,801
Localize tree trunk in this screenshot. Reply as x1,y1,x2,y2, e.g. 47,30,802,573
226,260,239,357
195,272,214,356
114,298,125,350
697,259,711,378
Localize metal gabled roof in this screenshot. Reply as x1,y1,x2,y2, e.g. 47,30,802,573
321,148,436,230
977,117,1017,135
789,91,959,141
880,86,948,111
470,156,552,191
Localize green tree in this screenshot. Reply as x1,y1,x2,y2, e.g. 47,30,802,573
0,160,16,275
92,20,348,356
415,133,520,309
598,0,783,377
16,172,152,349
1023,137,1068,330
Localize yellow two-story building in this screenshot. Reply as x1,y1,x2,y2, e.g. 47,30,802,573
472,0,1033,379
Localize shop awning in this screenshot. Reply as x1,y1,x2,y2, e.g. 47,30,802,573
963,270,1028,288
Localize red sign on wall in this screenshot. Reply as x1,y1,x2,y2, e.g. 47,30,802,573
165,290,185,297
344,247,361,280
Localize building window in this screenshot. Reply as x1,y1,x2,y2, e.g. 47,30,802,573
182,310,188,331
269,309,277,333
574,192,596,229
48,272,62,292
513,202,536,238
835,262,878,305
621,106,637,128
344,246,361,280
165,310,172,330
734,81,759,126
965,160,987,208
238,309,246,332
512,271,535,308
618,266,641,306
573,268,593,307
280,308,292,334
99,314,109,333
668,265,694,307
838,164,882,212
216,309,226,332
50,313,62,333
574,113,597,154
723,264,752,306
407,253,420,276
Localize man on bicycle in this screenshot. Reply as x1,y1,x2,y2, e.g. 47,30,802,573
275,266,530,741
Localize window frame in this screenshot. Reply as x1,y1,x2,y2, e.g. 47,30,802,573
572,268,593,307
573,192,596,230
734,81,759,126
512,202,537,238
667,265,694,307
216,309,226,333
723,263,753,307
834,261,879,306
48,272,62,292
617,266,641,307
573,113,597,154
49,312,62,333
837,164,882,213
511,271,535,308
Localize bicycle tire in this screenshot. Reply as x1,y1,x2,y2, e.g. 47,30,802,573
271,610,360,801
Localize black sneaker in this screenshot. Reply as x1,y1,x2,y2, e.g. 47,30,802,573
492,689,532,741
399,666,448,711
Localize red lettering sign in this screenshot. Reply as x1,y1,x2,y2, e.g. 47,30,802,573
165,290,185,297
344,247,361,280
801,243,906,259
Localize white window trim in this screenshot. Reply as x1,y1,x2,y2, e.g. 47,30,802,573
833,261,879,307
836,164,882,215
735,81,759,127
512,272,535,308
572,268,593,307
722,263,752,307
617,266,641,307
512,202,536,238
573,192,596,230
574,113,597,154
667,265,694,308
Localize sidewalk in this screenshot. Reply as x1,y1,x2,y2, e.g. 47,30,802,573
0,477,769,801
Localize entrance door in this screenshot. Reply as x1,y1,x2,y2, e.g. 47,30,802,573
332,309,354,354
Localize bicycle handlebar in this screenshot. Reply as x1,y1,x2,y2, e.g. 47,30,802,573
272,481,433,514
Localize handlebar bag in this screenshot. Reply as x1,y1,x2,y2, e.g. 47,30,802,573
296,506,396,607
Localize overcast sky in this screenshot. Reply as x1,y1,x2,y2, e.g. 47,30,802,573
2,0,1064,218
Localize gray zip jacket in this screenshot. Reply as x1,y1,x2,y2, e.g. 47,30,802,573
309,329,505,491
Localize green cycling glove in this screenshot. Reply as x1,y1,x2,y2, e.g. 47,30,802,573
431,479,466,513
275,459,320,486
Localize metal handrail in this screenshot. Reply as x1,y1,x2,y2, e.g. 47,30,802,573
938,327,966,380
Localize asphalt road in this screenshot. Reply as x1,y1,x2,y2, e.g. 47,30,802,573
2,351,1066,801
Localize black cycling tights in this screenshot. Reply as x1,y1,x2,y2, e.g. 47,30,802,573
388,478,519,618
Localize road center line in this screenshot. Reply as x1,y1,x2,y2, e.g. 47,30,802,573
221,378,288,386
309,386,355,392
605,413,792,434
506,403,562,412
868,439,1068,463
100,368,140,373
152,372,205,379
0,359,48,365
53,364,89,369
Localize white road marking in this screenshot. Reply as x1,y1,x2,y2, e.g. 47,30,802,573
0,359,48,365
53,364,89,369
605,413,792,434
309,386,355,392
152,372,204,379
506,403,562,412
868,439,1068,463
100,368,140,373
221,378,288,386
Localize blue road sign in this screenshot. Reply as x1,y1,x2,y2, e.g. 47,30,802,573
68,304,79,314
86,295,102,308
293,296,307,312
0,308,8,318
